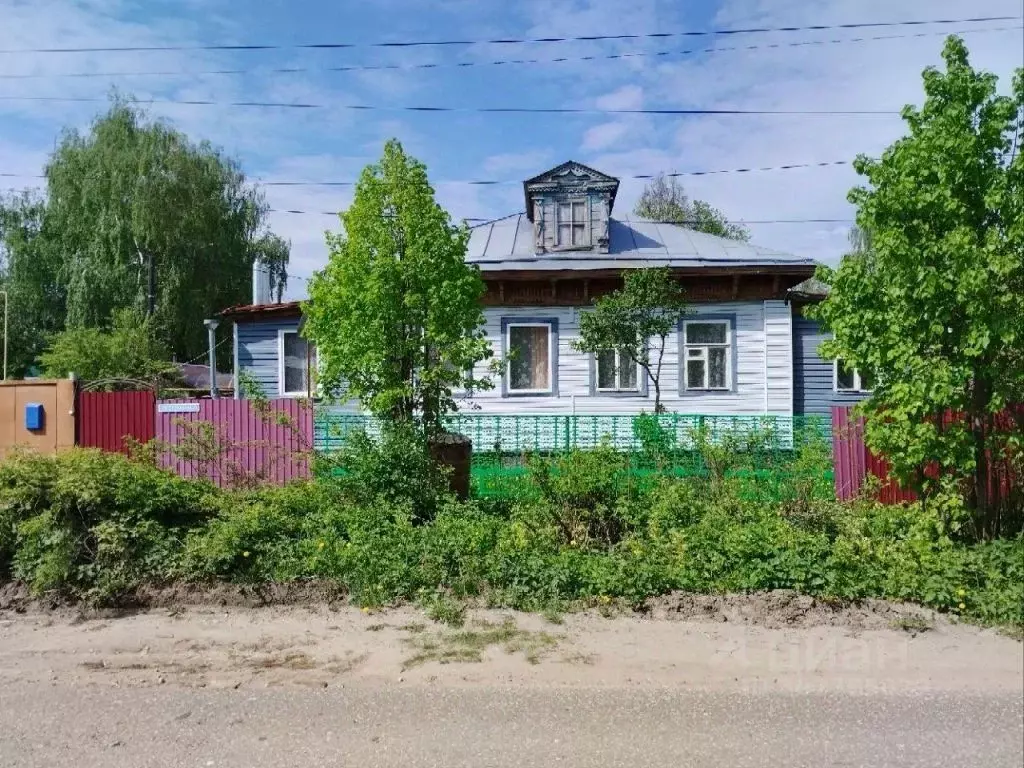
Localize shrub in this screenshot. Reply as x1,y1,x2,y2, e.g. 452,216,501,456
182,481,348,583
0,449,214,600
0,451,58,575
525,444,636,547
331,422,452,523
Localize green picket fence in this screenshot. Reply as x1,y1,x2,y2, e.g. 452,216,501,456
313,410,834,499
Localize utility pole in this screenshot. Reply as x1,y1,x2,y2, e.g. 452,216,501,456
1,290,7,381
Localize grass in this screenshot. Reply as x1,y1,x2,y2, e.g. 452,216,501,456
249,651,317,670
421,592,468,627
890,616,935,636
402,618,560,669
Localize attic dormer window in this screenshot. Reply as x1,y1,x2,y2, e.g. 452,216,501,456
557,200,589,247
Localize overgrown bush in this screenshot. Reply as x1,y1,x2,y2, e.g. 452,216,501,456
525,444,637,547
0,449,213,600
327,422,452,523
0,445,1020,628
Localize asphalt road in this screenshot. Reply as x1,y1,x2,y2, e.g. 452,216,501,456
1,683,1021,767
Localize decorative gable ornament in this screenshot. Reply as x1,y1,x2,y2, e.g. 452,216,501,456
523,161,620,255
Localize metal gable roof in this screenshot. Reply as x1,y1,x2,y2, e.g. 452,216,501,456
466,214,817,272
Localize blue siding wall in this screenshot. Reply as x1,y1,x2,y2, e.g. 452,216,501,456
236,318,299,397
792,315,870,417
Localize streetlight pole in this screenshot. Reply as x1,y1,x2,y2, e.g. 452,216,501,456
203,318,220,399
1,290,8,381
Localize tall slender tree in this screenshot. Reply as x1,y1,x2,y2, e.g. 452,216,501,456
810,37,1024,537
303,140,492,435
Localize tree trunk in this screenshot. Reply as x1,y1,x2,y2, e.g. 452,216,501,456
654,335,666,414
970,374,992,538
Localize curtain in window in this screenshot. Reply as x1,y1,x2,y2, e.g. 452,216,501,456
509,326,550,390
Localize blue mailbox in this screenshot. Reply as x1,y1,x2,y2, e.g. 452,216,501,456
25,403,44,431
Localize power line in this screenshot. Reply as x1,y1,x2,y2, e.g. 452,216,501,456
1,25,1016,80
0,15,1015,54
1,160,856,189
257,160,853,188
179,336,228,366
0,96,898,116
271,207,852,224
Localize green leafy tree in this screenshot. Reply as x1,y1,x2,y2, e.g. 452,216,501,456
810,37,1024,537
573,267,689,413
0,191,63,374
2,96,289,369
634,174,750,241
38,308,179,385
303,140,493,435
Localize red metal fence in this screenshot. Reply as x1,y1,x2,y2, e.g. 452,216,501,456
155,398,314,488
77,390,156,454
832,405,1022,505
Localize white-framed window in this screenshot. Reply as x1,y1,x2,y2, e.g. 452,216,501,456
507,322,554,394
557,200,589,247
683,320,732,390
596,348,640,392
834,360,872,393
279,329,315,397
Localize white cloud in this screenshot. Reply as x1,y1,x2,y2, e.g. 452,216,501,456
4,0,1022,284
595,85,644,111
581,121,630,151
566,0,1024,263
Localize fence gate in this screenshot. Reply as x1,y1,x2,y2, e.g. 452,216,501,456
77,390,157,453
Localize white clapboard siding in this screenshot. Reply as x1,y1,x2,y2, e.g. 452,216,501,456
462,301,780,416
763,300,794,417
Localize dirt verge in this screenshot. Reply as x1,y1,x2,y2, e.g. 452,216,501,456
642,590,940,631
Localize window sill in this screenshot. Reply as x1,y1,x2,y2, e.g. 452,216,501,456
681,388,735,396
504,389,555,397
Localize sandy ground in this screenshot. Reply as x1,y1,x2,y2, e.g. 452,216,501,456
0,591,1020,694
1,593,1022,767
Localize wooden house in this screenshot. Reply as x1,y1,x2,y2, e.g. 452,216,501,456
223,160,833,419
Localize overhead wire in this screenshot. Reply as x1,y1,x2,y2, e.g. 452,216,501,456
0,15,1015,53
0,159,856,187
0,96,899,115
0,25,1017,80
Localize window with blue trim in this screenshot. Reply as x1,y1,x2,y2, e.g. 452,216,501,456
507,323,553,393
596,348,640,392
683,320,732,390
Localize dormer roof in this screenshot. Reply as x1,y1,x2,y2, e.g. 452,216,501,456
523,161,620,221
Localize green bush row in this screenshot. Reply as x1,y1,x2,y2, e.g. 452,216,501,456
0,446,1020,628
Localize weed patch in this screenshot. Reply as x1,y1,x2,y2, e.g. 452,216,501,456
402,618,560,669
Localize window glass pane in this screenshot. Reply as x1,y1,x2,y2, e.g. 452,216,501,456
709,348,727,389
836,360,856,390
686,322,727,344
284,333,308,393
620,349,638,389
687,359,706,389
597,349,616,389
558,203,571,222
509,326,550,390
858,368,873,391
572,224,587,245
578,202,588,223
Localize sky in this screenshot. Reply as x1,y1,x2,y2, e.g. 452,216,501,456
1,0,1022,300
